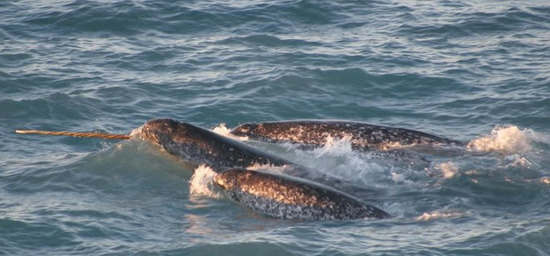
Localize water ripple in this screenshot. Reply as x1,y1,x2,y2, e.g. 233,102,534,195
2,0,550,255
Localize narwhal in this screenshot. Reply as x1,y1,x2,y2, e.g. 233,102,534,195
231,120,464,150
16,119,390,220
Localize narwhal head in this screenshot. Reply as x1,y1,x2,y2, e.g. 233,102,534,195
131,119,235,170
131,119,182,145
131,119,213,151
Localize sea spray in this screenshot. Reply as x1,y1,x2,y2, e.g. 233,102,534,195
467,126,534,154
437,162,459,179
212,123,248,141
189,165,222,199
312,135,354,158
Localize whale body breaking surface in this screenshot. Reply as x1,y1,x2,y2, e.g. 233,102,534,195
231,120,464,150
131,118,292,172
214,168,390,220
131,119,391,220
16,118,476,221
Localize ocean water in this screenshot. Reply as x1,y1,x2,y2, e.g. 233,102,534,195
1,0,550,255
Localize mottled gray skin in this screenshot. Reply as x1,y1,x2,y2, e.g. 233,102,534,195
231,120,465,150
133,119,293,172
134,119,388,220
214,168,390,220
133,119,377,196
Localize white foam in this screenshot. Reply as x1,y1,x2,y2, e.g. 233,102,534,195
416,210,465,221
503,155,532,168
305,138,404,187
437,162,459,179
467,125,533,154
212,123,248,141
189,165,222,198
312,135,354,157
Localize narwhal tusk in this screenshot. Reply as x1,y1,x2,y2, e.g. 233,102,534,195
15,129,130,140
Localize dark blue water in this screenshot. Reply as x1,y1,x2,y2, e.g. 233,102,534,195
1,0,550,255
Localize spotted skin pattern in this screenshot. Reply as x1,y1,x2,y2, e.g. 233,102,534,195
214,168,390,220
231,120,464,150
133,119,293,172
134,119,390,220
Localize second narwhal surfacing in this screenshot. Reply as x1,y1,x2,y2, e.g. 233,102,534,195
214,168,390,220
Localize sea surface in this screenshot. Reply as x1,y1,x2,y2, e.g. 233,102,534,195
1,0,550,255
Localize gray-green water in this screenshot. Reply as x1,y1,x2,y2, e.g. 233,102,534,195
1,0,550,255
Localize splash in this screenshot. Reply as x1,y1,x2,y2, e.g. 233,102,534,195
504,155,532,168
416,211,465,221
467,125,533,154
437,162,459,179
189,165,222,198
313,135,354,157
212,123,248,141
